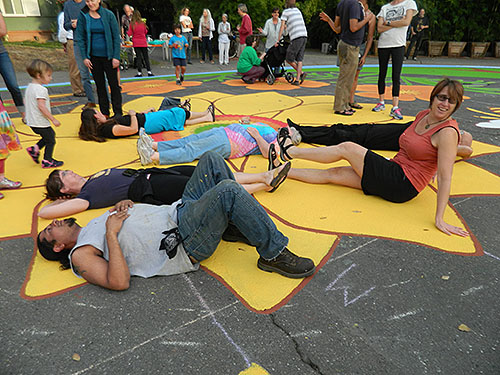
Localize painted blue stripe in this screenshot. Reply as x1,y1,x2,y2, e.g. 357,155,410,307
1,64,498,92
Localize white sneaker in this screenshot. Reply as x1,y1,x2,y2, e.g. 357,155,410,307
137,137,153,165
139,128,154,150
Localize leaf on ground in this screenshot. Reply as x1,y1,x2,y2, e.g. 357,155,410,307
458,324,471,332
441,275,450,280
72,353,81,361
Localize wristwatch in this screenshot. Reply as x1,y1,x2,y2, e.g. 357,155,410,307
387,20,391,26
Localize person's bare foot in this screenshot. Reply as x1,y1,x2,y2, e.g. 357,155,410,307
263,162,291,192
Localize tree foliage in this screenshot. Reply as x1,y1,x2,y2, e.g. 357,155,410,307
107,0,500,42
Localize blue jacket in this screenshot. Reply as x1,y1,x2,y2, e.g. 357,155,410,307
75,6,121,61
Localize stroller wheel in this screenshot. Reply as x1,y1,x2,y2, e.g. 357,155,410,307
285,72,294,83
266,75,275,85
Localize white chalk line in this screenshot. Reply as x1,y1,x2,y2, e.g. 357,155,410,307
453,197,472,206
160,341,202,347
70,300,238,375
387,309,422,321
461,285,484,296
484,251,500,261
325,264,376,307
290,329,323,338
20,328,56,336
327,238,378,263
183,274,251,368
75,302,103,310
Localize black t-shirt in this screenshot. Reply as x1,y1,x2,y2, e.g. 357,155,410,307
97,113,147,139
336,0,364,46
411,15,429,38
76,166,196,209
77,168,133,209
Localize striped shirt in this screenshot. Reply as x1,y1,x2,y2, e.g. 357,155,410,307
281,7,307,40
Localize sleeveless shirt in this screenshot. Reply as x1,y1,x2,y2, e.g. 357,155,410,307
392,109,459,192
69,203,198,279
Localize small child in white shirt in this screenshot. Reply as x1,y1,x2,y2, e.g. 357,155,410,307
25,59,63,168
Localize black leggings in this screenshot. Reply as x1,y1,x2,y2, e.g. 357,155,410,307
291,121,412,150
201,36,213,61
90,55,122,117
377,46,405,98
134,47,151,72
31,127,56,161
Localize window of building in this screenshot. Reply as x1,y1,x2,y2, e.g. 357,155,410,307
0,0,40,17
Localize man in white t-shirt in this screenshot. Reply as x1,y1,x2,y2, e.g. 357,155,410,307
37,152,316,291
277,0,308,85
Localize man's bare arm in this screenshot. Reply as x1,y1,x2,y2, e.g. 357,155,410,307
71,209,131,290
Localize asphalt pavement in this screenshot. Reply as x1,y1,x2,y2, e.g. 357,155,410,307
1,49,500,375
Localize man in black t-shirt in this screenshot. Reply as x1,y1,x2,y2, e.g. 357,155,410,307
405,8,429,60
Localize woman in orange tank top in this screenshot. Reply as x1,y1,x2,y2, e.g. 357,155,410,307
277,78,469,237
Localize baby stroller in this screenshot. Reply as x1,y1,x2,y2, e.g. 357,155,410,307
120,44,131,71
262,39,294,85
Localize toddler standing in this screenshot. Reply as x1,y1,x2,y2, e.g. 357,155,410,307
25,59,63,168
169,24,189,85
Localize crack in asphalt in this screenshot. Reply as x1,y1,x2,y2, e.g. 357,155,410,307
269,313,325,375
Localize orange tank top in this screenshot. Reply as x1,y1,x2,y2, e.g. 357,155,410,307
392,109,459,192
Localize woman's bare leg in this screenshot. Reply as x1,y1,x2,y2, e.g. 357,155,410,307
240,183,269,194
288,166,362,189
287,141,368,176
185,110,212,124
233,163,289,191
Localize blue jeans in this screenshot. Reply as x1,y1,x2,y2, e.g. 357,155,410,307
73,41,95,103
177,151,288,261
158,96,181,111
0,52,24,113
182,32,193,63
157,128,231,165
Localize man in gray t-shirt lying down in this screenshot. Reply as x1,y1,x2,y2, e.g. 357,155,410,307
37,152,315,290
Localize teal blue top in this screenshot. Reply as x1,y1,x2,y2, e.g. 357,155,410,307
76,6,121,61
89,17,107,57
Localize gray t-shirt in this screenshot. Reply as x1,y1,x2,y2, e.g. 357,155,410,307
69,203,198,279
25,83,51,128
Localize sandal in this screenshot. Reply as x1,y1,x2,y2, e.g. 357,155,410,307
208,104,215,122
277,127,294,162
334,109,354,116
267,143,282,171
349,102,363,109
269,161,291,193
181,98,191,111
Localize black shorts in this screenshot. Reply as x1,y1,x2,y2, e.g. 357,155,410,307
361,150,419,203
183,108,190,120
173,58,186,66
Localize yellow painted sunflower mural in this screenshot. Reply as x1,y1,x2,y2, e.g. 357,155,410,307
3,91,500,314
